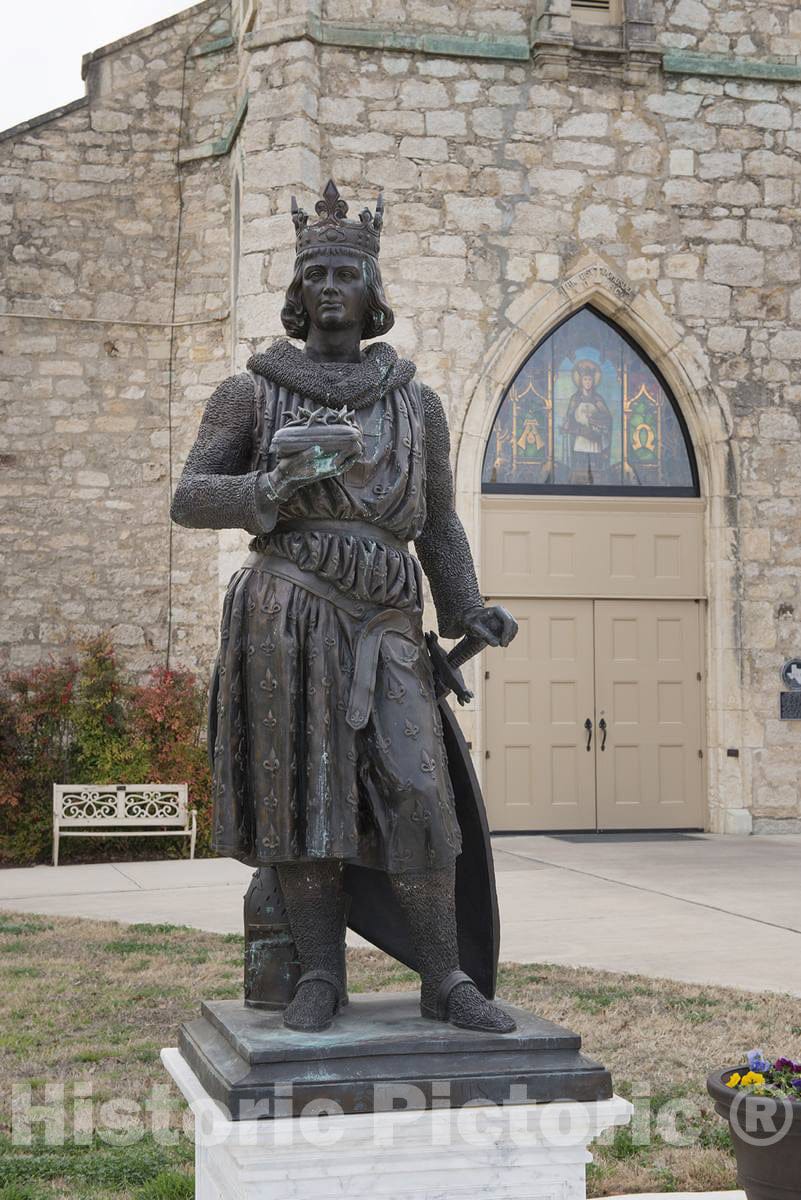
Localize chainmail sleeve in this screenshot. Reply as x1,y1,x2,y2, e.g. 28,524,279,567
414,384,483,638
170,372,276,535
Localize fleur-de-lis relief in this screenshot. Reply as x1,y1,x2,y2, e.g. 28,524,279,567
263,598,282,618
262,757,280,773
262,792,280,811
262,710,277,729
375,734,392,752
259,636,276,655
421,751,437,776
404,719,420,739
386,678,406,701
260,671,278,694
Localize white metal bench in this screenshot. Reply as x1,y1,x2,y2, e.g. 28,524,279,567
52,784,196,867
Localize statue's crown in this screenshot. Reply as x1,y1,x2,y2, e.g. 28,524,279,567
291,179,383,260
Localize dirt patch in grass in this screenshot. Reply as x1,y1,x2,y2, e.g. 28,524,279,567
1,909,798,1197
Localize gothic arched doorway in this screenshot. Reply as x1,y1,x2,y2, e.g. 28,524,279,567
480,306,706,832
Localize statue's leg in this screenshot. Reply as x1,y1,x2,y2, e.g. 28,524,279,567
276,860,348,1032
389,866,516,1033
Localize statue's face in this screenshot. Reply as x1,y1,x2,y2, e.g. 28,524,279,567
300,252,368,334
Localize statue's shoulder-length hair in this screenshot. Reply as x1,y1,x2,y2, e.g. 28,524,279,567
280,253,395,342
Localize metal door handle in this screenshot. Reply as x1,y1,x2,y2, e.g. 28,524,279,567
599,717,607,751
584,717,592,751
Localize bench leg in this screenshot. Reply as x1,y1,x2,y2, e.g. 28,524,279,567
53,828,59,868
189,811,197,860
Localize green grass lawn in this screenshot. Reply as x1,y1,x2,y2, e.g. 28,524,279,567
1,909,798,1197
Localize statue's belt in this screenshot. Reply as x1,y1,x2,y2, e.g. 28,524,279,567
242,546,422,732
270,517,409,555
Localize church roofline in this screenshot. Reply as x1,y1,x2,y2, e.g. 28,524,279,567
0,1,222,143
80,0,218,80
0,96,88,144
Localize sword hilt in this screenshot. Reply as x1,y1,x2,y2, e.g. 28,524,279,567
425,632,483,706
446,634,485,674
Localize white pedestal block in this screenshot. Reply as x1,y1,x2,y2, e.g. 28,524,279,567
162,1047,632,1200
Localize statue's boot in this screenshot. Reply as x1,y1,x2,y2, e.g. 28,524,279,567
389,865,516,1034
276,860,348,1032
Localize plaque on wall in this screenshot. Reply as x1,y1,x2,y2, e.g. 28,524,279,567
780,692,801,721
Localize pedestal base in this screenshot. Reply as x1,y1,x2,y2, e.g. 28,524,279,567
163,1045,632,1200
178,992,612,1119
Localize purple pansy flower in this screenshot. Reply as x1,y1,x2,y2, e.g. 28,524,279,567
791,1079,801,1092
775,1058,801,1074
747,1049,772,1073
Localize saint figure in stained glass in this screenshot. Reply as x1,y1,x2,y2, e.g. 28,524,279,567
561,359,614,485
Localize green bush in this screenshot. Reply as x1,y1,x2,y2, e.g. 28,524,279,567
0,637,212,865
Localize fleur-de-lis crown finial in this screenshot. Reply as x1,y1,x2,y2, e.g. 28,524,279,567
290,179,384,261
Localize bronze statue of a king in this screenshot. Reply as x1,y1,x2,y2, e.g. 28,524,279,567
171,180,518,1036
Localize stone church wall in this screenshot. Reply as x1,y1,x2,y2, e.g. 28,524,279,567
2,0,801,830
236,0,801,832
0,0,235,675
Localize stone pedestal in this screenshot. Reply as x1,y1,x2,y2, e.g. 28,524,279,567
163,991,631,1199
162,1045,631,1200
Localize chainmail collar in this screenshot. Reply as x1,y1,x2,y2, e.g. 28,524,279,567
247,338,416,409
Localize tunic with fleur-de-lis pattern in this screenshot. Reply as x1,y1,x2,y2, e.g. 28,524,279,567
172,340,483,873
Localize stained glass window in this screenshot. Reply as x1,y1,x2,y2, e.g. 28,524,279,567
482,307,698,495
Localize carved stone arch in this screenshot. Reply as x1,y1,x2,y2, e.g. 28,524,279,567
455,257,748,835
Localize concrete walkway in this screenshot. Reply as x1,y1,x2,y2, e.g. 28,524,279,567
1,833,799,996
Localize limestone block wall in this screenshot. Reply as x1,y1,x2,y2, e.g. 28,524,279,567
0,1,235,676
658,0,801,59
2,0,801,830
234,0,801,831
323,0,529,35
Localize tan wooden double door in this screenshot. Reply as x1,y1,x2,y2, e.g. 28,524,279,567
484,598,705,831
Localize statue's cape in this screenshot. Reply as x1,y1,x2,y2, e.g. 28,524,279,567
344,696,500,1000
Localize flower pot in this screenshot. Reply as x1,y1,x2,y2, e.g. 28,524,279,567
708,1068,801,1200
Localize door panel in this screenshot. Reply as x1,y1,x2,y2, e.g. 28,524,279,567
484,598,596,831
594,599,704,830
